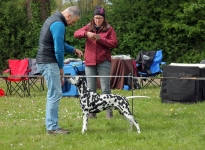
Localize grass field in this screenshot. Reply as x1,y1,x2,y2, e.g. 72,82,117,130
1,79,205,150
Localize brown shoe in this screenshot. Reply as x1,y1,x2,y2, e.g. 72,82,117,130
47,128,70,135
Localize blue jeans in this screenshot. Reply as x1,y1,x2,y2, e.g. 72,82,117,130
36,63,62,130
85,60,111,94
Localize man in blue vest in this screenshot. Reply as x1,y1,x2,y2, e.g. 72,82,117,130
36,6,83,134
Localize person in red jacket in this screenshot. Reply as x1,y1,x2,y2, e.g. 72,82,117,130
74,6,118,119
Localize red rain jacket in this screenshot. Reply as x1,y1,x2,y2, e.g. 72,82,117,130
74,24,118,66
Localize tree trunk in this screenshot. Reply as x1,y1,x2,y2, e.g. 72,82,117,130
26,0,32,21
32,0,51,22
40,0,51,22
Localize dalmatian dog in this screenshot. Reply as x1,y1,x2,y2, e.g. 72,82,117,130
67,76,150,134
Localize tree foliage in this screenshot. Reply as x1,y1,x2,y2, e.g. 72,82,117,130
0,0,52,72
0,0,30,72
108,0,205,63
1,0,205,73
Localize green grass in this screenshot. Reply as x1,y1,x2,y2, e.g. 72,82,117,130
1,80,205,150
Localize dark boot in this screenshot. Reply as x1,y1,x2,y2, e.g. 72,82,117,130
106,108,113,119
89,113,97,118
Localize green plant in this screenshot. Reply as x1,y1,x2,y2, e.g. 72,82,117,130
1,0,205,73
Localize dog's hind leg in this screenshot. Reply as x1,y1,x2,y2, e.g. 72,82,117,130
82,111,89,133
117,105,141,133
123,113,141,134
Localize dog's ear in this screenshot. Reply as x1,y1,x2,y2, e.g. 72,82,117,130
81,77,86,82
76,77,83,86
67,77,78,85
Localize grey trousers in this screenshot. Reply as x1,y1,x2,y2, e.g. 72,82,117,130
85,60,112,115
85,60,111,94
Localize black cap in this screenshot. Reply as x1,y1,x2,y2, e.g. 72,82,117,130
94,6,105,18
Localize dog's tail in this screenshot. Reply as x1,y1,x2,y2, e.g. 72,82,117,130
126,96,150,99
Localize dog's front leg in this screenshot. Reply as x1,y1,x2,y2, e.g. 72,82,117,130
82,111,89,133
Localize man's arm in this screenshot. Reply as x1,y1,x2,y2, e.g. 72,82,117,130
50,21,66,68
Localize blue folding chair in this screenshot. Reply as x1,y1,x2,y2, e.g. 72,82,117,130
136,50,165,88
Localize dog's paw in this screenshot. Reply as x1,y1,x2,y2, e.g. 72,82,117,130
82,127,87,133
82,130,85,134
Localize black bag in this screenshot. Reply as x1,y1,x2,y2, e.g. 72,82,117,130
127,73,141,89
73,63,85,75
73,65,87,83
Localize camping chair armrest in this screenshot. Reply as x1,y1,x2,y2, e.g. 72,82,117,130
161,62,166,65
3,69,11,76
136,63,141,67
25,69,32,75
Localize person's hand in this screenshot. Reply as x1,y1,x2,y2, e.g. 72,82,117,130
74,49,83,57
94,34,100,40
86,32,99,41
60,76,64,86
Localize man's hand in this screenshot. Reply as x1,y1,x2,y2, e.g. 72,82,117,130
60,68,64,76
74,49,83,57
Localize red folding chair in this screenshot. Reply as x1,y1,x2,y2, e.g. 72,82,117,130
3,59,31,97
